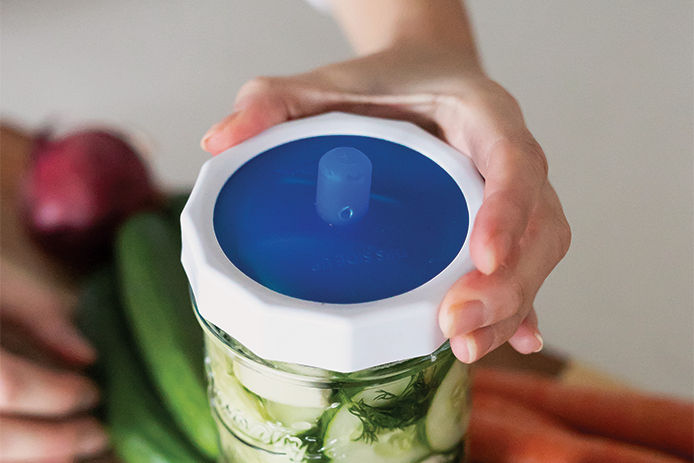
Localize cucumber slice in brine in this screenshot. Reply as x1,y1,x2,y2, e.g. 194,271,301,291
234,361,331,409
217,425,301,463
264,400,325,431
424,361,469,452
324,405,429,463
211,367,268,425
212,373,306,455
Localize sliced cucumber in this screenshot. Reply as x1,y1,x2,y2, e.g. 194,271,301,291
211,372,305,456
324,405,429,463
264,400,325,431
216,423,298,463
424,361,468,452
206,334,235,378
234,360,331,408
211,369,268,433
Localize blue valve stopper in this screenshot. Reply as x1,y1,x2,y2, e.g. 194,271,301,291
315,147,372,225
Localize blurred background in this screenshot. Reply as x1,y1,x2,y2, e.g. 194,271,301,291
1,0,692,397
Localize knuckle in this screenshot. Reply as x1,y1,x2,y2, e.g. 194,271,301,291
555,217,572,257
237,75,281,99
480,80,523,121
487,80,521,109
498,192,530,219
504,277,526,315
447,77,550,186
499,313,527,346
518,133,549,180
523,216,545,242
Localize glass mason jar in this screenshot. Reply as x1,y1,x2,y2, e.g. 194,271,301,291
197,311,470,463
181,113,485,463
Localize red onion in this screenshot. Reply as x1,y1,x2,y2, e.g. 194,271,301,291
23,129,160,262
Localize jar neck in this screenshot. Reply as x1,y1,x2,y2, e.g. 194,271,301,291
195,301,453,388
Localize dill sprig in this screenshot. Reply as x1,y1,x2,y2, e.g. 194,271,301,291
297,424,330,462
347,371,433,443
296,393,341,461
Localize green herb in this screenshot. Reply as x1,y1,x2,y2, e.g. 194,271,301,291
297,396,340,462
347,371,433,443
297,424,330,462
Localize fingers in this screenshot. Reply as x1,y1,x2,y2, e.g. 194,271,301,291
449,309,543,363
0,350,105,461
201,76,332,155
440,183,570,363
441,211,559,336
0,416,108,461
450,312,526,363
439,269,527,338
1,259,95,364
508,308,544,355
435,83,550,276
201,83,289,154
469,135,548,275
1,304,96,365
199,74,438,155
0,349,99,416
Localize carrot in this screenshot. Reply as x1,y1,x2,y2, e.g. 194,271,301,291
469,391,690,463
472,367,694,459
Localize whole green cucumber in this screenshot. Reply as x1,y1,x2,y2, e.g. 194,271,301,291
116,212,219,458
77,267,208,462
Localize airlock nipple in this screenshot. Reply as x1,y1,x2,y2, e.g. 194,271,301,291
316,147,372,225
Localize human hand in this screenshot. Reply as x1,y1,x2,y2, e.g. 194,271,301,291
0,260,108,462
200,40,570,364
0,125,108,462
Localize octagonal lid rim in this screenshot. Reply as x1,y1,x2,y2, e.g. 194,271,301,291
180,112,484,371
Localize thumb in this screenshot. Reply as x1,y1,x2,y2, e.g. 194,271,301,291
201,76,335,155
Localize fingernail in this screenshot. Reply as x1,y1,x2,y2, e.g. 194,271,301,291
78,382,101,410
200,123,222,149
464,336,477,362
480,233,511,275
439,306,453,338
478,244,495,275
447,301,486,338
452,334,477,363
77,421,109,456
533,332,544,353
200,111,241,150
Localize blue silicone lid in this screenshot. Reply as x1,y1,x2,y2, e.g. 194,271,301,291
213,135,469,304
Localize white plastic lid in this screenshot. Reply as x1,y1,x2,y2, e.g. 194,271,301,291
181,112,483,372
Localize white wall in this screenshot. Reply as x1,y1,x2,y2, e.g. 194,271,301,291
2,0,692,397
